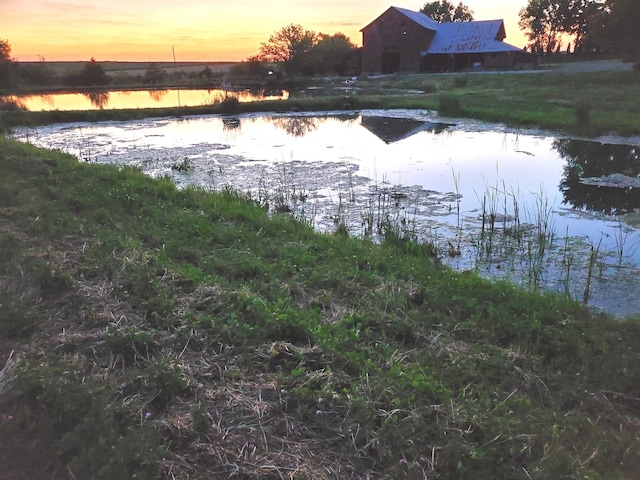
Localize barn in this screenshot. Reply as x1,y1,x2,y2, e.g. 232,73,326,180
361,6,536,74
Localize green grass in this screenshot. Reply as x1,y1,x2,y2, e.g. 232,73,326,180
1,136,639,479
3,67,639,138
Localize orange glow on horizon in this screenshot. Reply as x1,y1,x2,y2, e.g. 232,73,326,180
3,1,529,63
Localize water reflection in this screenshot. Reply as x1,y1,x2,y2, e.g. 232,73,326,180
222,117,241,131
13,111,640,317
0,88,289,111
361,116,451,143
148,89,169,102
271,116,319,137
557,139,640,215
85,91,110,109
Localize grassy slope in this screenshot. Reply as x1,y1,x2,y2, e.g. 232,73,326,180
0,137,639,479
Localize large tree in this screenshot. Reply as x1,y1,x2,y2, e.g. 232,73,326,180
309,33,357,76
519,0,600,54
258,24,318,76
420,1,474,22
588,0,640,58
66,58,111,87
519,0,564,53
0,39,16,87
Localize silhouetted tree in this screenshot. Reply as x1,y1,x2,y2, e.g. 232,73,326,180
68,58,111,87
258,24,318,76
519,0,600,55
0,39,17,87
228,56,270,78
143,63,166,84
17,56,54,86
587,0,640,59
309,33,357,76
420,1,474,22
198,65,213,79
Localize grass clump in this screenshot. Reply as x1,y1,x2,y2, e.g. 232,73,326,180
574,99,592,132
437,92,465,116
215,94,240,114
0,137,639,479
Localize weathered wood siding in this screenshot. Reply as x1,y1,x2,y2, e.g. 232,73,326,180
361,9,435,74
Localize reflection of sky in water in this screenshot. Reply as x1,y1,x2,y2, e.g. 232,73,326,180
1,88,288,111
15,111,640,316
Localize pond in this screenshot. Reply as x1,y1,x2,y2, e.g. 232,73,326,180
14,110,640,318
1,88,289,111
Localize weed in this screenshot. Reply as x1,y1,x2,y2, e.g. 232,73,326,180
216,94,240,114
574,100,591,132
171,156,192,172
451,76,468,88
437,92,464,116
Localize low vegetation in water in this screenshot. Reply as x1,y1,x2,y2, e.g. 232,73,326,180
1,136,639,479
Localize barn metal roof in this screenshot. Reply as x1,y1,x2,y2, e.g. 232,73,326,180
425,20,522,54
392,6,439,31
381,6,523,55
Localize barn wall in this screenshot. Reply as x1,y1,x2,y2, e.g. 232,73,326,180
361,9,435,74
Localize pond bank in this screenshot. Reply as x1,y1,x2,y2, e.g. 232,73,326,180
1,136,639,479
14,109,640,318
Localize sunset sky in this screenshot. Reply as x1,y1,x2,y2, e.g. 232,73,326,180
3,1,529,62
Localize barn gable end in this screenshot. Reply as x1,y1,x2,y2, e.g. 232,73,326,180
361,6,535,74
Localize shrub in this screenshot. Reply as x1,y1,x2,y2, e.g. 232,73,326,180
422,82,437,93
451,76,468,88
217,95,240,114
574,100,591,131
437,93,464,116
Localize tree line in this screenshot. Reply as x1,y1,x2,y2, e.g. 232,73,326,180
518,0,640,56
2,1,638,90
0,46,113,89
232,2,473,78
229,26,358,78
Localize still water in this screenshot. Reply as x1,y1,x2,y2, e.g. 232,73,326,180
15,110,640,317
2,88,288,111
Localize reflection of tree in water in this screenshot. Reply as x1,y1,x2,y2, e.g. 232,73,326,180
271,117,319,137
222,117,241,132
556,138,640,215
0,96,28,111
148,89,169,102
269,115,356,138
84,92,110,109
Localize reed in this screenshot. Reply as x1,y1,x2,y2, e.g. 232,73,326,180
583,237,603,304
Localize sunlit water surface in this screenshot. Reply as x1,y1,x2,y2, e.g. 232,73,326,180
15,110,640,317
2,88,288,111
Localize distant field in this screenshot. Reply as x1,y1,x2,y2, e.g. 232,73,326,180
20,61,237,76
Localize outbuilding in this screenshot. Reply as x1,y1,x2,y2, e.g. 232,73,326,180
361,6,536,74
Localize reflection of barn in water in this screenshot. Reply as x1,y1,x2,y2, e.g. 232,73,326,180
360,116,450,143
